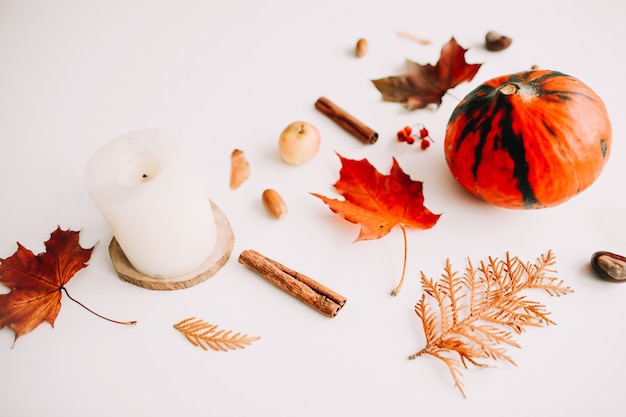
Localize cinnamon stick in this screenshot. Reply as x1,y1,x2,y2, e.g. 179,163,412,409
238,249,347,318
314,96,378,144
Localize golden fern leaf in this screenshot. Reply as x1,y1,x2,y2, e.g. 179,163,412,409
441,259,466,327
416,347,467,397
462,258,484,317
174,317,260,352
414,293,440,346
410,250,573,398
456,322,518,355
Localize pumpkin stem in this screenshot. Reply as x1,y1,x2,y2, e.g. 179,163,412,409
500,83,519,95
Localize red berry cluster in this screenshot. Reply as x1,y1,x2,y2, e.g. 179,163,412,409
396,124,432,150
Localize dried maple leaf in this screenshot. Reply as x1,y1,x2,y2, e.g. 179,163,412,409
372,37,482,110
0,227,135,345
311,153,440,295
174,317,260,351
410,250,573,398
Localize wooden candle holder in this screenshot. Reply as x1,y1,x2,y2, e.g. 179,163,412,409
108,200,234,290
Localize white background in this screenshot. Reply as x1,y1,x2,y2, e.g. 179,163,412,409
1,1,625,416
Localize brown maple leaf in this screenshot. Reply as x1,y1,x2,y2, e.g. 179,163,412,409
0,227,135,345
372,37,482,110
410,250,573,398
312,153,440,295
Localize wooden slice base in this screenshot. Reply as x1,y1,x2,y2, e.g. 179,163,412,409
108,200,234,290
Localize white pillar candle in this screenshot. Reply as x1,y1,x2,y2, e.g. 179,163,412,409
85,129,217,278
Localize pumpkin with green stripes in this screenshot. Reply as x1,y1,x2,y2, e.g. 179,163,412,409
444,70,612,209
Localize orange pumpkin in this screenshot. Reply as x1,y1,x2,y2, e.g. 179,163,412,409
444,70,612,209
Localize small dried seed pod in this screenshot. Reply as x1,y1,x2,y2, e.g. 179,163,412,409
229,149,250,189
262,189,288,219
591,251,626,283
485,30,512,51
355,38,368,57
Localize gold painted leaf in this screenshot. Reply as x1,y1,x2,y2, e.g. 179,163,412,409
174,317,260,352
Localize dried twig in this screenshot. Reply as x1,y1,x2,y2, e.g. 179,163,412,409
396,31,432,45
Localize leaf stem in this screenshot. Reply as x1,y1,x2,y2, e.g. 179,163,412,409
61,287,137,326
408,348,427,360
391,224,408,296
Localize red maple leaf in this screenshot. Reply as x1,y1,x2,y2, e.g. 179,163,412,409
312,154,441,295
372,37,482,110
0,227,135,345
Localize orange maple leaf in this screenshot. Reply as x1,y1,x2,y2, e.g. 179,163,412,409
312,154,441,295
0,227,134,345
372,37,482,110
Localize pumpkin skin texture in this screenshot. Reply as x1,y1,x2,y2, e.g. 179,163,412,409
444,70,612,209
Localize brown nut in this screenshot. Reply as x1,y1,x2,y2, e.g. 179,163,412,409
355,38,368,57
485,30,512,51
591,251,626,283
229,149,250,189
262,189,288,219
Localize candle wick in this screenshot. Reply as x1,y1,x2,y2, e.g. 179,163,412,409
142,174,148,178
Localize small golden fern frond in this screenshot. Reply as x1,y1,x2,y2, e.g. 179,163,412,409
540,277,573,297
523,251,573,297
174,317,260,352
411,347,467,398
415,293,439,346
462,258,484,317
441,258,466,326
411,250,573,398
455,324,517,365
420,273,454,334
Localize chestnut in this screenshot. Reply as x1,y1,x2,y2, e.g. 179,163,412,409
591,251,626,283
